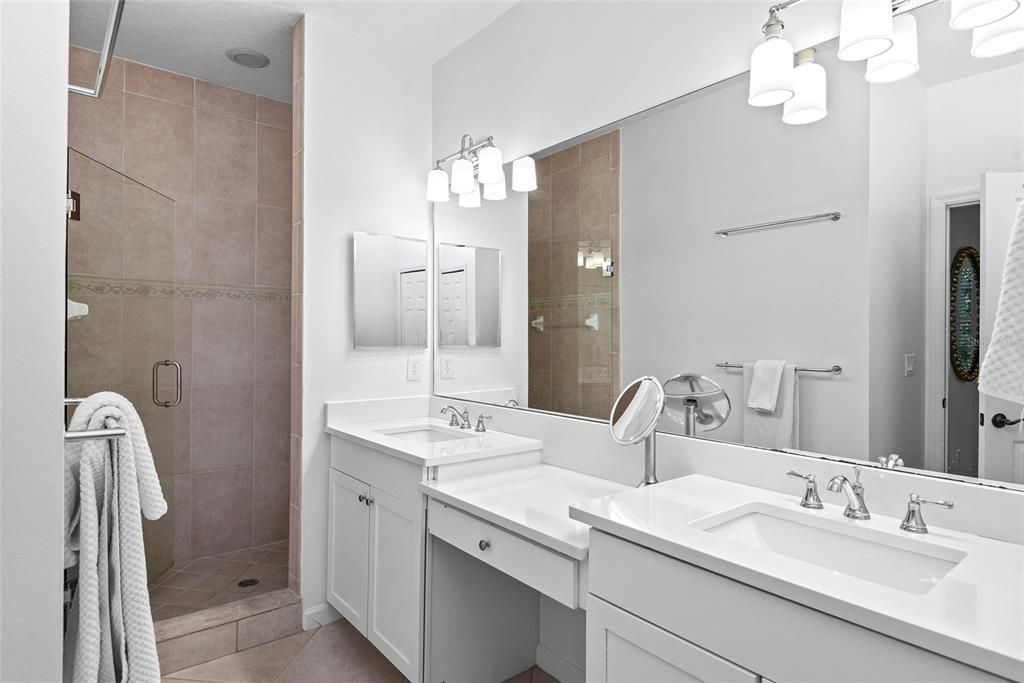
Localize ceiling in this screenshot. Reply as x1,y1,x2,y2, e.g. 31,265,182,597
70,0,517,102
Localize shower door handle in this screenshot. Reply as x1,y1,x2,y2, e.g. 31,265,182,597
152,360,182,407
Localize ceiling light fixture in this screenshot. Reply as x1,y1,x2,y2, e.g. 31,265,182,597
783,48,828,125
950,0,1020,30
748,6,796,106
838,0,894,61
971,3,1024,55
225,48,271,69
865,13,920,82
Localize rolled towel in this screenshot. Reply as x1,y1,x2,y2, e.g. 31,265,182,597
747,359,786,414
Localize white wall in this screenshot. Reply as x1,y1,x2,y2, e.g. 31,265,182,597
867,78,928,468
300,14,432,619
619,47,871,460
0,1,69,678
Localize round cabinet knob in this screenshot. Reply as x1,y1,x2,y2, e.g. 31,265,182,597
358,494,366,503
478,539,491,551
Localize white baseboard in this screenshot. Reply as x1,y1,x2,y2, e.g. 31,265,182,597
303,602,341,631
536,643,585,683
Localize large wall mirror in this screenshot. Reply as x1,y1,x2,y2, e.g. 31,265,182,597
432,0,1024,487
353,232,428,348
438,243,502,348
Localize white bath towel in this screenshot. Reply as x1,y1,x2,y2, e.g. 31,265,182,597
979,199,1024,406
64,392,166,683
742,363,800,449
746,359,787,413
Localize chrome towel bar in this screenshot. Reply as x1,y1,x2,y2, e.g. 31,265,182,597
64,397,125,442
716,362,843,375
715,211,841,237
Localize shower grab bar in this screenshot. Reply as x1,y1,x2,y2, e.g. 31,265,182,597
714,211,841,237
716,361,843,375
67,0,126,99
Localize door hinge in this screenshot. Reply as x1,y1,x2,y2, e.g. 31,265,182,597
66,191,81,221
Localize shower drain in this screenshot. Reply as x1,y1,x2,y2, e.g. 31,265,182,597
237,578,260,588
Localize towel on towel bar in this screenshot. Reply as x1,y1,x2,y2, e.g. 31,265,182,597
980,199,1024,407
746,359,787,413
64,392,166,683
742,363,800,449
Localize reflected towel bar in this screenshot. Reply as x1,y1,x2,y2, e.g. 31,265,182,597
715,211,841,237
716,362,843,375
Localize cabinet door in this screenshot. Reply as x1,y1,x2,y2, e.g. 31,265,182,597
327,469,370,633
367,487,422,681
587,596,758,683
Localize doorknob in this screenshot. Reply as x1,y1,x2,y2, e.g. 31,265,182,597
152,360,182,407
991,413,1022,429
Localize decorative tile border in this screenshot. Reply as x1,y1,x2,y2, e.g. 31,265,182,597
529,293,612,312
68,274,292,304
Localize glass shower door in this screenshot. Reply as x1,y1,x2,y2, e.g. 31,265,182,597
66,148,180,579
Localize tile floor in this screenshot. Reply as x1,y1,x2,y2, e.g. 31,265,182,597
161,617,559,683
150,540,290,621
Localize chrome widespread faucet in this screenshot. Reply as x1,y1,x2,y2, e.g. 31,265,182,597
786,470,823,509
474,414,493,432
440,405,471,429
827,466,870,520
900,493,954,534
877,453,904,469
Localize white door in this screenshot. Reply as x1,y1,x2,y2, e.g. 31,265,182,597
327,469,370,632
367,488,421,681
587,596,758,683
439,268,468,346
979,172,1024,483
399,268,427,347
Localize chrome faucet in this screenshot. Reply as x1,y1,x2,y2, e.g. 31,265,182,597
827,466,870,520
786,470,823,509
878,453,904,469
474,414,493,432
900,493,954,534
440,405,471,429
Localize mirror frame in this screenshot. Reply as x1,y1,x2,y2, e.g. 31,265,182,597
610,376,666,445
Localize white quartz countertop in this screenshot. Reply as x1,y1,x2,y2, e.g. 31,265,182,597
420,464,631,559
569,474,1024,681
325,417,542,467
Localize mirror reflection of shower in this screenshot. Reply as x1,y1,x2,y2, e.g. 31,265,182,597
663,374,731,436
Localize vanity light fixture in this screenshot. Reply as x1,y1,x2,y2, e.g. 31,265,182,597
476,145,504,185
511,156,538,192
450,157,475,195
971,3,1024,55
950,0,1020,30
428,134,535,206
782,48,828,125
748,6,796,106
426,166,450,202
865,13,920,82
458,182,482,208
482,180,507,201
838,0,895,61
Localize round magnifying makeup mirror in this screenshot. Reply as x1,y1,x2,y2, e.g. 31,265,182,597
663,374,731,436
610,376,666,487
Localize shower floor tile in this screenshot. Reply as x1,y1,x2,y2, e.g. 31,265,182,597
150,539,289,621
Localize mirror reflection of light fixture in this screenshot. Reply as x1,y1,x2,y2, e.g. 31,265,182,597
951,0,1020,30
458,182,481,208
476,146,504,185
748,7,796,107
482,179,507,201
865,13,919,83
838,0,894,61
972,3,1024,55
782,48,827,125
450,158,475,195
512,156,537,192
426,167,449,202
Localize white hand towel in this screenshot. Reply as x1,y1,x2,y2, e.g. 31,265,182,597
743,363,800,449
747,359,787,413
979,199,1024,405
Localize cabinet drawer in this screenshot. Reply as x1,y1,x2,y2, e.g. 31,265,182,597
427,499,578,608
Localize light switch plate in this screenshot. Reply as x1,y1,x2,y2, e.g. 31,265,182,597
407,355,422,382
905,353,916,377
440,358,455,380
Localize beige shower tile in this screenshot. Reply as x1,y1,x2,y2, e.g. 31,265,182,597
551,370,582,415
168,628,309,681
291,150,303,224
579,159,615,239
549,241,581,296
67,159,125,277
292,18,305,82
253,461,289,546
124,93,194,199
236,603,302,651
232,547,270,563
125,61,194,106
527,245,551,300
254,302,290,385
289,435,301,507
174,194,195,283
535,154,550,179
191,467,253,558
122,296,176,389
161,571,206,589
581,133,612,165
291,222,303,294
548,146,581,174
69,85,125,172
192,299,254,386
191,384,254,472
288,505,300,578
291,79,303,152
610,128,620,169
157,622,237,675
69,46,125,91
256,206,291,288
211,559,253,577
551,167,581,240
290,369,302,437
173,475,192,564
195,109,258,203
257,124,292,209
121,385,180,478
67,295,124,397
193,197,256,285
254,382,289,467
257,96,291,130
196,80,257,121
290,293,302,367
275,619,404,683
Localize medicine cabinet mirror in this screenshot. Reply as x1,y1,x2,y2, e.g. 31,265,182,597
437,243,502,348
352,232,428,349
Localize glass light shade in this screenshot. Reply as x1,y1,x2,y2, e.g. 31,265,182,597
972,4,1024,56
951,0,1019,29
426,168,449,202
482,179,507,201
512,156,537,192
748,37,795,106
866,14,919,83
838,0,894,61
458,182,481,208
476,146,504,185
450,158,475,194
782,61,827,125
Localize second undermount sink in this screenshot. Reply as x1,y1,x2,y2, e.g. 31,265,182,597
376,425,474,444
693,503,966,594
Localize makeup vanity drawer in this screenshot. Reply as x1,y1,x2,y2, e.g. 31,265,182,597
427,499,579,608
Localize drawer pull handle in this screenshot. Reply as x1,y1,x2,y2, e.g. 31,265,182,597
478,539,491,551
366,498,374,506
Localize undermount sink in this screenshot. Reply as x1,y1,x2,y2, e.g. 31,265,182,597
376,425,473,444
693,503,966,594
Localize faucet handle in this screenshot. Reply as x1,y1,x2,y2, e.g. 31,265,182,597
900,493,954,534
475,414,493,433
786,470,823,509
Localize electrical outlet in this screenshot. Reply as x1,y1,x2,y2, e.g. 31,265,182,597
440,358,455,380
407,355,422,382
905,353,916,377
